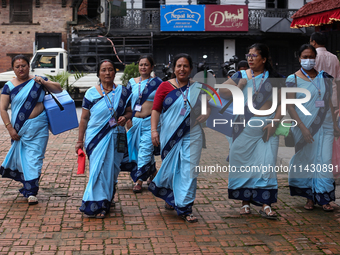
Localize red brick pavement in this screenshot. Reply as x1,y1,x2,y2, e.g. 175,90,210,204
0,126,340,254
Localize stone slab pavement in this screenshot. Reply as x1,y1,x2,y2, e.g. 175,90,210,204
1,124,340,254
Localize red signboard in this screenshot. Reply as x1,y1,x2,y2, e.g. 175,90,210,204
205,5,248,31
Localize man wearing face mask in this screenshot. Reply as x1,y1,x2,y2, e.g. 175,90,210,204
310,32,340,110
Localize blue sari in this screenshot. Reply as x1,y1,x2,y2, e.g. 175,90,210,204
126,77,162,182
148,81,204,216
79,85,131,216
0,79,48,198
287,71,335,205
228,70,279,206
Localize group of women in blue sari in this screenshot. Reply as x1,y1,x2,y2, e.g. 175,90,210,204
220,43,340,218
0,55,62,205
74,54,208,221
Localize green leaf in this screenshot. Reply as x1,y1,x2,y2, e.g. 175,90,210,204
45,70,88,92
121,62,140,86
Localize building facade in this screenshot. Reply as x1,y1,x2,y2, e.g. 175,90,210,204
0,0,75,72
0,0,316,78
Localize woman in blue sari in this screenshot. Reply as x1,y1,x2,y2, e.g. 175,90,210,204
0,55,62,205
287,44,340,212
75,59,132,218
150,53,210,223
219,43,284,219
125,55,163,193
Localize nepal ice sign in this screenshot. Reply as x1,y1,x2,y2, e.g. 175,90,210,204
205,5,248,31
160,5,205,32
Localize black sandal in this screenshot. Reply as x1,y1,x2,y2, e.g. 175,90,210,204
181,214,198,223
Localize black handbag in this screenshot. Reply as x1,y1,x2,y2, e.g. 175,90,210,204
285,128,295,147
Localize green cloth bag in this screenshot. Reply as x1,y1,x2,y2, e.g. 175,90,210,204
273,123,291,137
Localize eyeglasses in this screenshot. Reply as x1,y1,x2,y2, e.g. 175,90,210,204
245,54,258,59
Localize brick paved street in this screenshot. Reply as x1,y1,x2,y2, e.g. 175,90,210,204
1,125,340,255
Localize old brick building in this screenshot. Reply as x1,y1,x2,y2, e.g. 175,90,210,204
0,0,73,72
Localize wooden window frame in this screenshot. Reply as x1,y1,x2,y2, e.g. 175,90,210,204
10,0,33,24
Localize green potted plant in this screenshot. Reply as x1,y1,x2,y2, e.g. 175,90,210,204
121,62,139,86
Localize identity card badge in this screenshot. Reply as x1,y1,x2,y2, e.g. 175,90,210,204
134,104,142,112
315,100,325,108
109,117,117,127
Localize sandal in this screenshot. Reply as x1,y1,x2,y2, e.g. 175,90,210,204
304,199,314,210
147,172,157,185
181,214,198,223
27,195,38,205
133,182,142,193
164,202,174,210
95,210,106,219
259,205,277,220
240,204,251,215
322,204,334,212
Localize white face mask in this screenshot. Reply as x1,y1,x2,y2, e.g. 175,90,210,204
301,59,316,71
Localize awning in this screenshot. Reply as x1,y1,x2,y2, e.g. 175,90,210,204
290,0,340,28
291,8,340,28
261,17,306,33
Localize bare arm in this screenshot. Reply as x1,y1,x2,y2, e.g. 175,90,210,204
0,94,20,141
34,76,62,93
151,109,160,146
219,78,247,99
75,108,90,153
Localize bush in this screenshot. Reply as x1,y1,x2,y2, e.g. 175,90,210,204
121,62,139,86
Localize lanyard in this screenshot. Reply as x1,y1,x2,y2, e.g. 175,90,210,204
138,76,152,104
100,83,116,118
176,78,190,107
251,69,266,95
300,68,321,99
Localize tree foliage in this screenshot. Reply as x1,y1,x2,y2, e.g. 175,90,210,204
121,63,139,86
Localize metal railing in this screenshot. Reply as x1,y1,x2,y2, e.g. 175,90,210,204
110,9,160,31
110,8,298,31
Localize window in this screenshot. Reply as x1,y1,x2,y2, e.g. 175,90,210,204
32,53,58,69
144,0,160,8
266,0,287,9
198,0,218,4
10,0,32,23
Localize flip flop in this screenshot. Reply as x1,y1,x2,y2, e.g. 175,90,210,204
95,210,107,219
304,200,314,210
259,205,277,220
133,182,142,193
181,214,198,223
27,195,38,205
240,204,251,215
322,204,334,212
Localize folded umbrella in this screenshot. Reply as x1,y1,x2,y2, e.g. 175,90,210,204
77,148,86,174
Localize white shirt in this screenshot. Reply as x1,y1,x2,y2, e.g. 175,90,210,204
315,47,340,107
